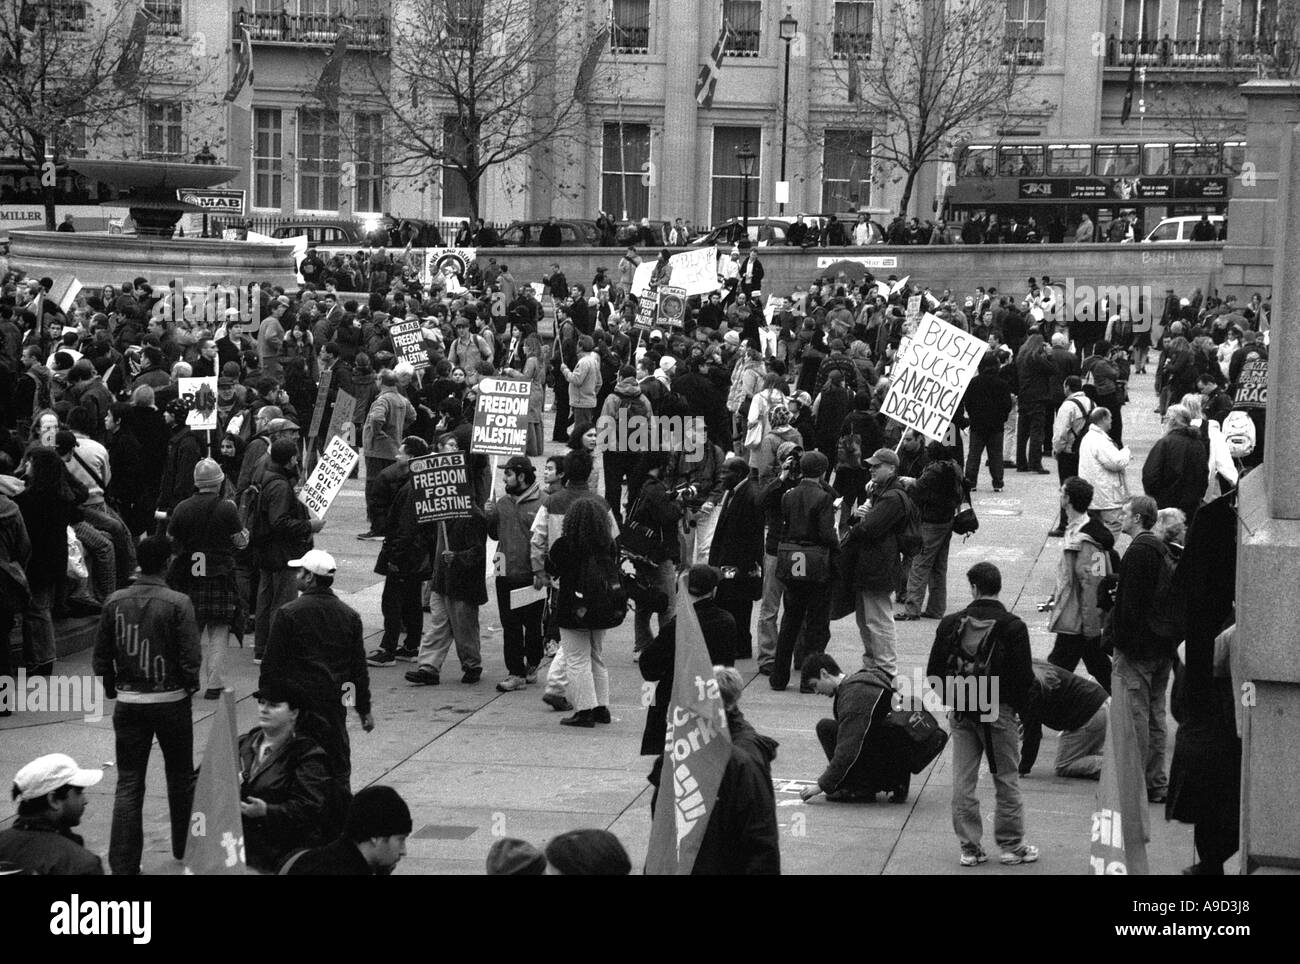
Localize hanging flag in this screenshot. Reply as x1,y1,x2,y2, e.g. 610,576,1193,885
573,26,609,103
694,19,735,108
224,23,255,112
114,5,155,89
184,690,248,875
1120,55,1138,124
846,37,862,103
313,24,354,111
645,574,732,875
1089,685,1150,874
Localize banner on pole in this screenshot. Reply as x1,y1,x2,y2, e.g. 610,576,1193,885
179,376,219,432
184,690,246,875
635,294,658,330
298,435,359,519
421,247,477,285
325,389,355,445
880,313,985,441
657,286,688,329
632,247,720,298
1234,356,1267,409
1090,685,1150,874
410,452,475,523
389,318,430,371
471,377,532,456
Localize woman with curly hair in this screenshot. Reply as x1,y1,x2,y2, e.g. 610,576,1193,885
545,497,625,728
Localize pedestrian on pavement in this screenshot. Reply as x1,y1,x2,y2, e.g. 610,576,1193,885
13,448,80,675
754,443,801,676
168,458,248,698
1077,407,1131,538
253,439,324,662
1113,496,1177,804
898,441,963,621
926,562,1037,867
361,370,416,538
92,534,200,875
1019,660,1109,779
959,353,1013,493
284,785,411,876
367,437,432,667
260,548,373,830
1048,376,1095,536
845,448,910,679
61,408,136,588
800,653,912,803
707,456,766,660
485,455,546,692
625,452,681,655
1014,332,1055,473
560,335,602,434
0,754,103,875
1142,404,1209,524
1045,477,1116,693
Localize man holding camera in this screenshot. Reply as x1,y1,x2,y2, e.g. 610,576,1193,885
708,456,766,660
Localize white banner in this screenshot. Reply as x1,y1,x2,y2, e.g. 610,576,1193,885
632,246,720,298
881,313,985,441
298,435,359,519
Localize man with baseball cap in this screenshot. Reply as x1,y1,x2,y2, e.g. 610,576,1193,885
261,548,372,834
844,448,910,679
0,754,104,875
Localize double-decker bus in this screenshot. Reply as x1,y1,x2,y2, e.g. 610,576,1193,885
0,158,130,237
945,136,1244,238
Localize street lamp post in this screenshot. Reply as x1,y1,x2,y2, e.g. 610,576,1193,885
736,141,756,236
778,10,798,214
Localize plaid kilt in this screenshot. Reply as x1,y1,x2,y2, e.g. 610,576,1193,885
181,573,240,627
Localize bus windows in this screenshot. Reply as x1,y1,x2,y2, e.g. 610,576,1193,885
1142,144,1170,176
1095,144,1140,177
960,146,995,177
1173,143,1218,175
998,146,1043,177
1046,145,1092,176
1223,141,1246,175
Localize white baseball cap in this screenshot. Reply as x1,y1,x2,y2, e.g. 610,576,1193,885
288,549,337,576
13,754,103,802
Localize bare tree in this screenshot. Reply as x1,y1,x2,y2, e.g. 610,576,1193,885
825,0,1049,215
0,1,222,227
353,0,592,222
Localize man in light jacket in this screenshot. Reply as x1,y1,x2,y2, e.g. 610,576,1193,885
1077,407,1130,538
1045,477,1115,693
362,370,416,536
560,335,602,434
486,456,546,692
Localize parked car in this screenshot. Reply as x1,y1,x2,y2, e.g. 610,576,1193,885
1142,214,1225,243
497,218,602,247
271,219,380,247
692,217,793,247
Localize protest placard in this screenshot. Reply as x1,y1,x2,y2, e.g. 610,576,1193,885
389,318,429,371
657,286,688,328
1235,356,1267,409
471,377,532,456
881,313,985,441
410,452,476,523
631,247,721,298
325,389,355,444
635,294,657,329
421,247,476,284
298,435,359,519
178,376,219,432
307,370,333,440
906,294,922,326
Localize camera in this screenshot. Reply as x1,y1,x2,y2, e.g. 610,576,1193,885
620,553,670,614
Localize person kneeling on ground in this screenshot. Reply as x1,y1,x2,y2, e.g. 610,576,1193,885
799,653,911,803
1019,660,1109,780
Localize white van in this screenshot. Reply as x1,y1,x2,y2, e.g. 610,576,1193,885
1142,214,1224,242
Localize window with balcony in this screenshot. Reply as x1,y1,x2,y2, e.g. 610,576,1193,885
1239,0,1279,61
298,108,340,211
444,0,484,48
1005,0,1045,64
253,108,283,209
724,0,761,57
1113,0,1224,63
442,116,473,219
601,122,650,221
145,0,183,36
354,113,385,214
821,129,872,211
142,102,185,160
710,126,760,225
611,0,651,54
832,1,873,59
238,0,389,47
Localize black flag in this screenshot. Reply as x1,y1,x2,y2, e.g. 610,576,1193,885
1120,56,1137,125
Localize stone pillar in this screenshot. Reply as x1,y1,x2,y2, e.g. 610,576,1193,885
1234,89,1300,871
660,0,700,222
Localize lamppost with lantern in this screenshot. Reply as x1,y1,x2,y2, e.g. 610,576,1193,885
778,9,798,214
736,141,756,236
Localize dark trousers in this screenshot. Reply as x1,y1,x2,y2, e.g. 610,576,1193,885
496,576,544,676
1048,633,1112,694
603,452,638,524
0,606,14,686
552,386,572,441
715,582,756,659
110,698,195,875
364,457,395,528
1097,395,1124,447
1015,402,1046,469
1055,452,1080,529
380,574,424,653
1194,813,1239,871
772,580,831,688
965,426,1004,488
301,703,352,839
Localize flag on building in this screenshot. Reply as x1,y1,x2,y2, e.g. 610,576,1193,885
694,20,735,108
114,5,155,89
846,40,862,103
224,23,255,112
573,26,609,103
184,691,247,875
645,574,732,875
1088,682,1150,874
313,25,354,111
1120,55,1138,124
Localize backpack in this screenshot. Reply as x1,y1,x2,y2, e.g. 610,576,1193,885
1222,409,1256,459
1145,538,1185,642
571,553,628,630
941,611,1000,731
237,479,269,547
836,432,863,469
896,488,922,557
27,369,53,411
658,389,690,419
1067,397,1093,455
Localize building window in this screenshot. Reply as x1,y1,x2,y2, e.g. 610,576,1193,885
253,108,283,209
297,108,340,211
821,129,872,212
354,113,384,214
444,0,484,47
51,1,87,31
832,1,873,58
145,0,183,36
601,122,650,221
611,0,651,54
724,0,761,57
442,116,473,219
142,102,184,160
710,126,760,226
1005,0,1046,64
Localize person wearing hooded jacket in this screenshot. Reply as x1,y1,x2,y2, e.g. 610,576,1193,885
157,398,203,516
1078,407,1131,538
1045,476,1116,693
749,402,802,480
597,365,653,524
1142,404,1209,523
